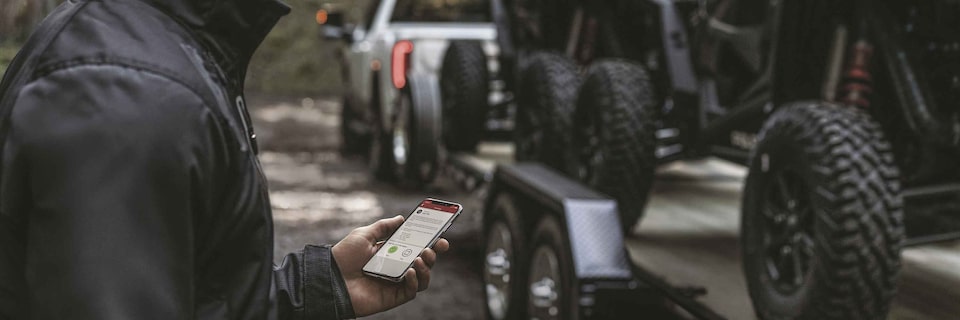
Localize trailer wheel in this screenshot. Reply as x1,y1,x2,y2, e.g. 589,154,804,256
742,102,904,320
340,96,370,156
483,194,529,320
573,60,657,232
515,52,581,173
390,75,441,185
441,40,489,152
526,217,576,320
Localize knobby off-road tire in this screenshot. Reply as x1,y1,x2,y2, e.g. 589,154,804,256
515,51,581,173
742,102,904,320
441,40,489,152
573,60,658,233
483,194,529,320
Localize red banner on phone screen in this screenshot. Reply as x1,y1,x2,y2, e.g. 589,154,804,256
419,200,459,213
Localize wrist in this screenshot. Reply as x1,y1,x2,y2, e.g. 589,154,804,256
328,248,356,319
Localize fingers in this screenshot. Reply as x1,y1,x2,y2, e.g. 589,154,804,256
414,257,431,291
357,215,405,242
432,238,450,254
403,268,419,299
420,248,437,268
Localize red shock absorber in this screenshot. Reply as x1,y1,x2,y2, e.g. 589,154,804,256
838,40,874,108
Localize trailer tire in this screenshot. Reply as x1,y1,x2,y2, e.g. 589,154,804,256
340,96,370,156
574,60,657,232
483,194,529,320
526,217,576,320
515,51,581,173
742,102,904,320
441,40,489,152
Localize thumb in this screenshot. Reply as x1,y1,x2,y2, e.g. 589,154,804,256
361,215,404,242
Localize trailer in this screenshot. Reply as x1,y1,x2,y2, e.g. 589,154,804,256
443,144,729,319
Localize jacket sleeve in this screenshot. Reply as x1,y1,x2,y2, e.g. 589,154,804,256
0,65,228,319
272,245,356,320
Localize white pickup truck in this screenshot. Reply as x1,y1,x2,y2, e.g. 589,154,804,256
319,0,497,185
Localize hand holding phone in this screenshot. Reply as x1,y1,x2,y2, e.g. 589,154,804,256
330,199,457,317
363,198,461,281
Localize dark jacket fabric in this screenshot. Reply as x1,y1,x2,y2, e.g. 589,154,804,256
0,0,354,319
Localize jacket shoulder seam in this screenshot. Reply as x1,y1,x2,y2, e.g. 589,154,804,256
30,57,218,109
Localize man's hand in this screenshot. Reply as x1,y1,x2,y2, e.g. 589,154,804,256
332,215,451,317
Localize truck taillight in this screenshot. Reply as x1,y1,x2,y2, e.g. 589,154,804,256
316,10,328,25
391,40,414,89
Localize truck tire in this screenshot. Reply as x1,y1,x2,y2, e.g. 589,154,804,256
742,102,904,320
515,51,581,173
340,96,370,156
483,194,529,320
526,216,576,320
369,101,395,182
441,40,489,152
573,60,657,233
390,75,441,186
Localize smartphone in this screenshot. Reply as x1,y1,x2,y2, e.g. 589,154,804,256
362,198,462,282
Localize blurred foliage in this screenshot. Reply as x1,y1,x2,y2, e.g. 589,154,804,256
1,42,20,77
1,0,59,42
0,0,363,96
1,0,60,77
246,0,364,96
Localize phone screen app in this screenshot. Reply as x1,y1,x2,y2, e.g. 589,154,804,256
364,200,458,278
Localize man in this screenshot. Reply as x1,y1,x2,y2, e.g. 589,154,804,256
0,0,448,319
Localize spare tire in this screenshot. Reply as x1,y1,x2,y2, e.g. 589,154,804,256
441,40,489,152
514,51,581,173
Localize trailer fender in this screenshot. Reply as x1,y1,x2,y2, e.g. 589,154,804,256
483,163,639,318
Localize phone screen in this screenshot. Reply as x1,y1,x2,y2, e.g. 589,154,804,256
363,199,461,280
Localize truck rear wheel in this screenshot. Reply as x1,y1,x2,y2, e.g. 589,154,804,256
441,40,489,152
369,101,395,182
573,60,658,233
340,96,370,156
390,75,441,186
742,102,904,320
483,194,529,320
369,126,395,181
526,217,576,320
515,52,581,173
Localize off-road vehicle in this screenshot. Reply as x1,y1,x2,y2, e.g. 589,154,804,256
444,0,960,318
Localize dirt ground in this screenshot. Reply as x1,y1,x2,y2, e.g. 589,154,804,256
250,95,486,319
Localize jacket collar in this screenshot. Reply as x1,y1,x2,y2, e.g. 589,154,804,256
143,0,291,84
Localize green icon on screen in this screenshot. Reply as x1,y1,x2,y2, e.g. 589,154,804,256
388,246,399,254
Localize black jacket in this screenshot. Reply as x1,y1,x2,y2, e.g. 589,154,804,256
0,0,354,319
